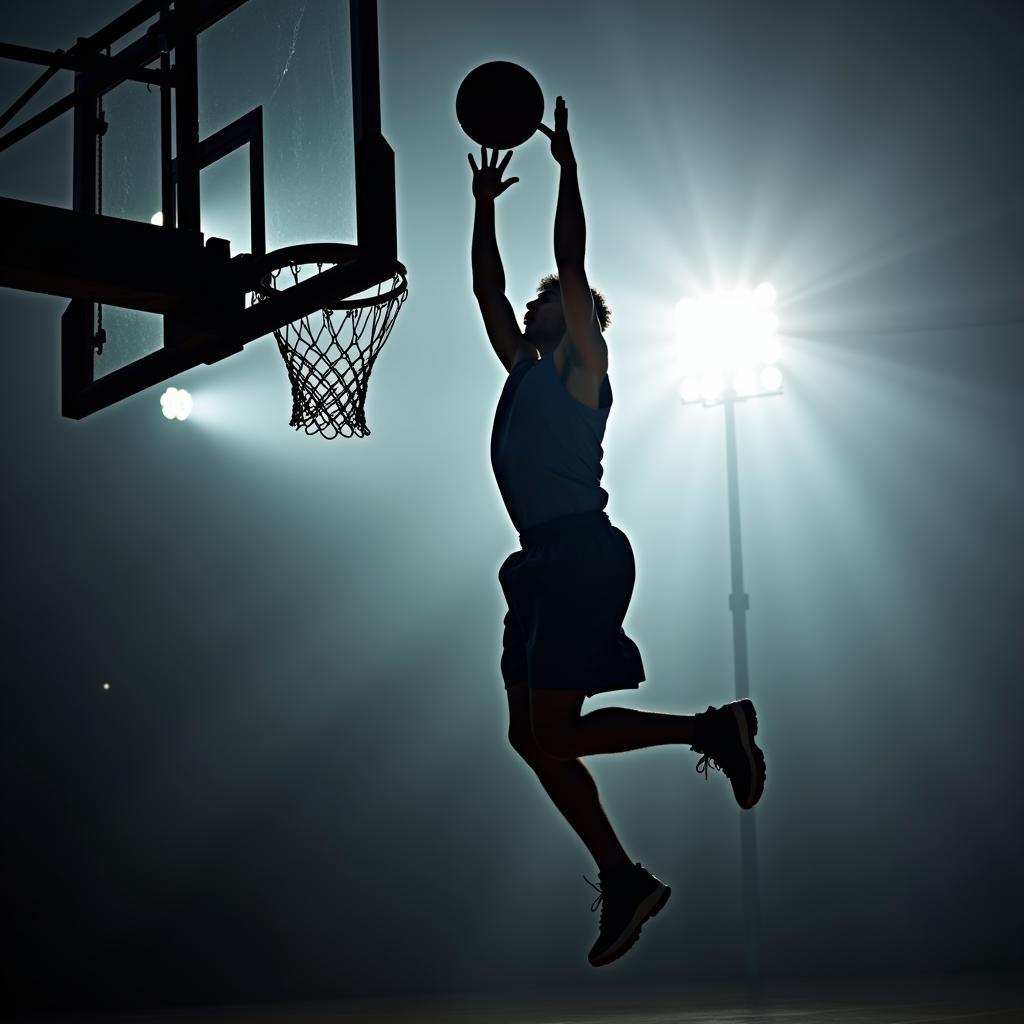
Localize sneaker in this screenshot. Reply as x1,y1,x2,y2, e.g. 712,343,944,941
584,861,671,967
691,699,766,810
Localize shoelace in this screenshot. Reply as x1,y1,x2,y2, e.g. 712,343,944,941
694,751,723,780
692,706,724,780
584,869,642,920
583,875,605,916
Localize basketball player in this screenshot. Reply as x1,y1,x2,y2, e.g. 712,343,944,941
468,96,766,967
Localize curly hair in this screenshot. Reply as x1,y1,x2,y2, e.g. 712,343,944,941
536,273,612,332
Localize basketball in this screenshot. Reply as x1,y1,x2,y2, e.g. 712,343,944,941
456,61,545,150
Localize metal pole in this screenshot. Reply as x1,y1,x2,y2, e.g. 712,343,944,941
350,0,395,268
722,396,764,983
63,53,99,412
173,0,200,234
158,12,175,230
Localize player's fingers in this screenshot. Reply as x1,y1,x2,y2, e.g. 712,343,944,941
500,178,519,194
498,150,514,171
537,123,553,138
468,153,478,173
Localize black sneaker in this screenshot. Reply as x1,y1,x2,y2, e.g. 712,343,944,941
584,862,671,967
691,699,766,810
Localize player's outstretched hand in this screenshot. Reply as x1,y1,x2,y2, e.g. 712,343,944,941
468,147,519,202
537,96,576,168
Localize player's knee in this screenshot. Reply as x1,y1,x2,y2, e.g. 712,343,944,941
530,722,575,761
508,726,542,761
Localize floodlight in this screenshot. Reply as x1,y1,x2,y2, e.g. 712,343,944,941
734,369,757,397
760,366,783,392
675,284,782,403
160,387,193,421
700,373,723,403
150,211,163,226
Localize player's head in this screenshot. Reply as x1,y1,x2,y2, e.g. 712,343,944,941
524,273,612,353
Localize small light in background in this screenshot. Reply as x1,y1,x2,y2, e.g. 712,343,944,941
161,387,193,421
102,683,111,691
150,211,163,226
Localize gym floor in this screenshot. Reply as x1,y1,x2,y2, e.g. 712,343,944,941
21,971,1023,1023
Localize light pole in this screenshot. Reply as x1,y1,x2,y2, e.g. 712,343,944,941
675,283,783,983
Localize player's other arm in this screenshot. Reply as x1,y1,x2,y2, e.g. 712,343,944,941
469,148,529,372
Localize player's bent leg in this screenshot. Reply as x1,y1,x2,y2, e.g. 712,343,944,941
530,687,699,759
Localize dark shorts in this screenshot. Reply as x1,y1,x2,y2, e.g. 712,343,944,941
498,509,646,697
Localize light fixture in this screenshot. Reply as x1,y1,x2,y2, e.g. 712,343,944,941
675,282,783,404
160,387,193,421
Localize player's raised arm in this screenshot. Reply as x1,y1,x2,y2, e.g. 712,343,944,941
469,147,517,293
469,147,527,371
538,97,607,375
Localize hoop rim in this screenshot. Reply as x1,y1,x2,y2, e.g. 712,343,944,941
251,243,408,310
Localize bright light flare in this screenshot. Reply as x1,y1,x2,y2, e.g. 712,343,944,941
700,373,723,403
760,365,783,392
754,282,777,308
150,211,163,226
160,387,193,421
733,369,758,397
675,282,782,404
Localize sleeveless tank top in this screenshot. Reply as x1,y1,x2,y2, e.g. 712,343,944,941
490,351,613,533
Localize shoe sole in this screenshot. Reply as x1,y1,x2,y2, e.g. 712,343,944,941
730,699,766,810
588,882,671,967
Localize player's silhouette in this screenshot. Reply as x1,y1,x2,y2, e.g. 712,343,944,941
469,96,766,967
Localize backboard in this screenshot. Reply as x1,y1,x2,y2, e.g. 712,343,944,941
0,0,400,420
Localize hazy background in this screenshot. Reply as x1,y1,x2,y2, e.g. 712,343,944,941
1,0,1022,1013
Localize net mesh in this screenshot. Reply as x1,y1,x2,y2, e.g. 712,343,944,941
253,259,407,439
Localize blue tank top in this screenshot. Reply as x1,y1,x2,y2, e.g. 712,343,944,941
490,351,613,532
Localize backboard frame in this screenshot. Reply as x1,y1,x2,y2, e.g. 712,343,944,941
0,0,398,419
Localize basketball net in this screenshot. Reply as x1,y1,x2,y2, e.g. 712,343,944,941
253,258,407,439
